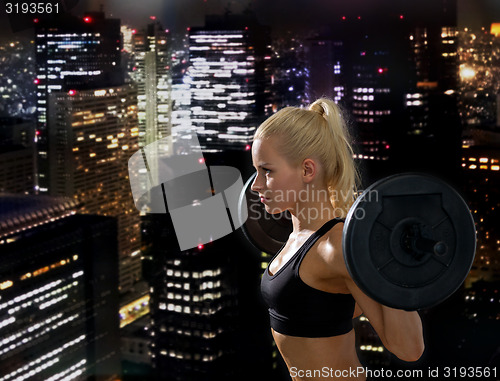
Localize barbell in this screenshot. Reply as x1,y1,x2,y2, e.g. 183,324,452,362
237,172,477,310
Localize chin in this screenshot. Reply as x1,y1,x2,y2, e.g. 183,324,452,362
264,203,287,215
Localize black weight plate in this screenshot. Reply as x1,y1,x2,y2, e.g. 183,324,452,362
237,172,293,253
342,172,476,310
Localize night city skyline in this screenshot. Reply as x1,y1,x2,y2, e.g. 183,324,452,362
0,0,499,380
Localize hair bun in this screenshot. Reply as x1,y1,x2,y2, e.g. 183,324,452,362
309,102,326,117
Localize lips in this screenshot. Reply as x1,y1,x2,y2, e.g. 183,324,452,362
259,195,270,203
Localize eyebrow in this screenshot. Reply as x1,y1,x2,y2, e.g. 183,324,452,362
254,162,271,168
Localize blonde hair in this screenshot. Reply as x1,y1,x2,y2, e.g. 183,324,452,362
254,98,360,218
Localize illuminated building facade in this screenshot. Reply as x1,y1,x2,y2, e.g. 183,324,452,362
333,14,412,164
132,22,172,149
407,21,459,137
47,85,142,295
271,34,309,109
461,145,500,284
188,13,272,152
170,32,192,132
121,25,135,54
146,214,239,381
0,195,120,380
402,0,461,183
305,32,343,104
35,11,122,194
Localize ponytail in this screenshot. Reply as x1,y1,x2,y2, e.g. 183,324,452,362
308,98,360,217
254,98,360,217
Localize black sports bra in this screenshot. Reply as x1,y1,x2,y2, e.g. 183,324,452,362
260,218,356,338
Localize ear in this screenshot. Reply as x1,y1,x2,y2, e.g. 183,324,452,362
301,158,317,184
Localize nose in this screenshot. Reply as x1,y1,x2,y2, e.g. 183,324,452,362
251,172,263,193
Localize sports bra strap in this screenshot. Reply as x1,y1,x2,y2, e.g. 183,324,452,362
291,217,344,271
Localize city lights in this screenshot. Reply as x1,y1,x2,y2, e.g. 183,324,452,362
491,23,500,36
188,22,269,151
460,64,476,79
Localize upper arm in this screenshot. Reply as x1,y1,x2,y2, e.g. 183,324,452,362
322,226,390,346
321,226,425,362
343,275,389,345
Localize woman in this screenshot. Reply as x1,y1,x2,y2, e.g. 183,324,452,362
252,98,425,381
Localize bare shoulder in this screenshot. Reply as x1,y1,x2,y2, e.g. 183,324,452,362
315,221,351,280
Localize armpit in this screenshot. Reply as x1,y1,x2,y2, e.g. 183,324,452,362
352,302,363,319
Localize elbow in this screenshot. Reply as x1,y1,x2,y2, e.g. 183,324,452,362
402,344,425,362
392,340,425,362
383,331,425,362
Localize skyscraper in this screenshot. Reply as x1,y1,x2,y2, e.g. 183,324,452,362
169,31,192,133
400,0,461,184
146,209,272,381
35,11,123,194
306,29,343,104
35,11,143,297
0,195,121,380
149,235,239,380
188,12,272,152
132,21,172,149
331,14,413,167
47,84,142,295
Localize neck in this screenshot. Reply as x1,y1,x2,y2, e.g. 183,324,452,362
288,187,341,235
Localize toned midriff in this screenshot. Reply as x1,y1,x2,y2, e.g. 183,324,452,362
267,228,366,381
272,328,366,381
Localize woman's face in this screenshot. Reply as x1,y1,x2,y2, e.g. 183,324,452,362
251,137,303,214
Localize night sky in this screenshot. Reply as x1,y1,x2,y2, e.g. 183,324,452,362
2,0,500,39
97,0,500,33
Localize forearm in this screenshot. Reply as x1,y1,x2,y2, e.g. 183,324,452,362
381,306,424,362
